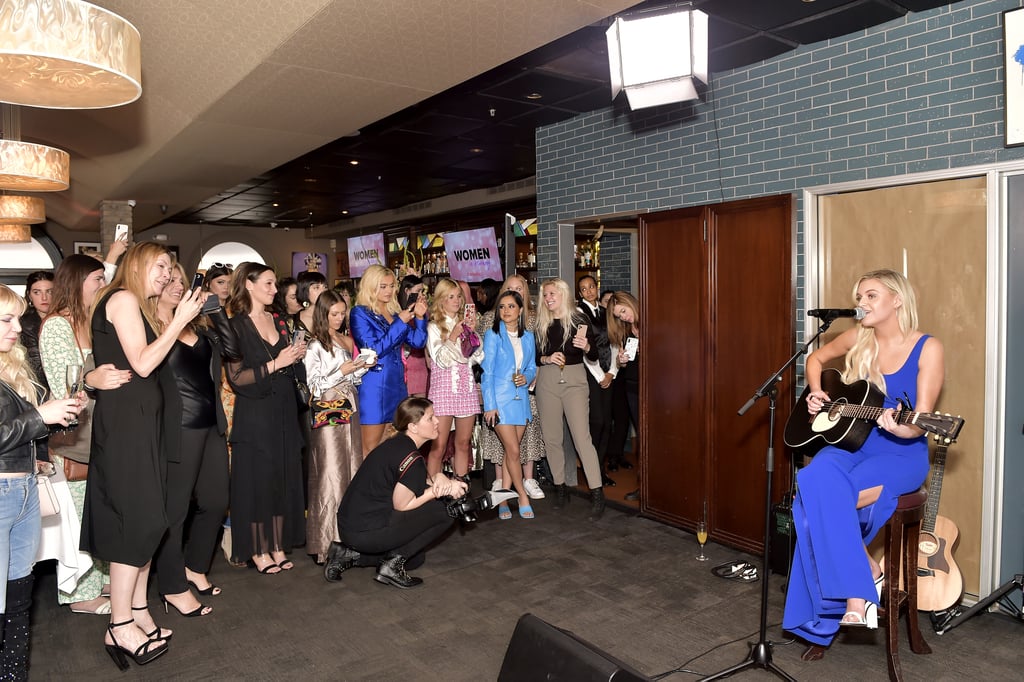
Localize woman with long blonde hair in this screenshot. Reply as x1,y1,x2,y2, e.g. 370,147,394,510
0,284,83,678
425,278,483,479
350,264,429,456
82,243,204,670
535,278,604,519
783,269,943,646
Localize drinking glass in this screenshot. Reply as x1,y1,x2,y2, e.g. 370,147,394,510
512,364,522,400
65,364,84,427
557,357,566,384
696,520,708,561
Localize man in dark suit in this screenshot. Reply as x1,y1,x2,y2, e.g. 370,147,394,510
577,275,617,487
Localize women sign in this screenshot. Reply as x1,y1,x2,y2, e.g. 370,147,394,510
346,233,386,277
444,227,503,282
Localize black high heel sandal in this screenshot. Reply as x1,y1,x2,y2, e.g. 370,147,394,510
131,605,173,641
187,579,222,596
104,619,168,671
161,595,212,618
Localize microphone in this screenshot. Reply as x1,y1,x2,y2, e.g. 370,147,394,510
808,308,865,320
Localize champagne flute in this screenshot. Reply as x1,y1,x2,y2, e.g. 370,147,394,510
556,355,566,384
65,364,84,427
512,362,522,400
696,520,709,561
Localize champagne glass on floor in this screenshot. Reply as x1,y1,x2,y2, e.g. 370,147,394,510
65,364,84,427
696,520,708,561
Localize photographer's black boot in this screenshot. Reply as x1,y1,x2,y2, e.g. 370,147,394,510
323,542,360,583
588,487,606,521
375,555,423,589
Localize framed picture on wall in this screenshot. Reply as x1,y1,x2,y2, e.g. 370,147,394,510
292,252,328,277
1005,7,1024,147
74,241,101,255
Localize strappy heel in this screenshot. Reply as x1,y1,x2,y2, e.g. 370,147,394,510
132,605,173,641
104,619,168,671
161,595,212,617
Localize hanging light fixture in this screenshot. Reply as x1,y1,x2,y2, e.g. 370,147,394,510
0,139,69,190
607,5,709,110
0,0,142,109
0,195,45,223
0,224,30,242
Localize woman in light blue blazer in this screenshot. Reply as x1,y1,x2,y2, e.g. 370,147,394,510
481,291,537,519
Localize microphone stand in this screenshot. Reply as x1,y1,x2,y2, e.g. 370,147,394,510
701,317,834,681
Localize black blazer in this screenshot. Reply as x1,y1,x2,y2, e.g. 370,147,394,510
578,301,612,372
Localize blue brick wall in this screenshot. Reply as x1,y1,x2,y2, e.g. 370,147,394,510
535,0,1024,288
597,233,632,294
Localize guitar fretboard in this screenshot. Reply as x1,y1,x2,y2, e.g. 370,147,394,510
821,400,921,426
922,442,949,534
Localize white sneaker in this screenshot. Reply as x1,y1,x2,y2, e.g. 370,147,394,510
524,478,545,499
491,479,504,492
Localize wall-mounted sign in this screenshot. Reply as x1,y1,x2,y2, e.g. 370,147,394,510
444,227,503,282
346,233,386,278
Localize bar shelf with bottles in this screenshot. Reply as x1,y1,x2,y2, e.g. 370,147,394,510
574,235,600,288
386,232,449,278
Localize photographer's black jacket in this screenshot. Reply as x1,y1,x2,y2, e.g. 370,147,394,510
337,434,427,534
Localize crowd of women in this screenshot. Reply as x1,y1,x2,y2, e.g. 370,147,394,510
0,242,943,675
0,243,643,675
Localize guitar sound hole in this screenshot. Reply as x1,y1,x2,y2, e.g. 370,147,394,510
919,532,939,556
827,399,847,421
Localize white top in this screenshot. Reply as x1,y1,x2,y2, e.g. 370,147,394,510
304,338,357,398
427,315,484,369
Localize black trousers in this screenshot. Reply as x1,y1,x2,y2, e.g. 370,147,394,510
155,425,229,595
340,500,453,565
608,378,639,463
586,371,614,465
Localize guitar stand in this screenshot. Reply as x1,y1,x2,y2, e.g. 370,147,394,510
934,573,1024,635
700,319,834,682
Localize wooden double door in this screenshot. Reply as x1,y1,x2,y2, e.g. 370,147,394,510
638,195,794,553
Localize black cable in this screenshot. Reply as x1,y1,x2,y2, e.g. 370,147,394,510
649,621,794,679
707,78,726,204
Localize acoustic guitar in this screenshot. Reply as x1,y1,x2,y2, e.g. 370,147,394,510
783,368,964,456
879,437,964,612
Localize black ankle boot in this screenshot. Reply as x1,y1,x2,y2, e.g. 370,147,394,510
553,484,570,510
375,555,423,589
2,575,34,681
323,542,360,583
589,487,606,521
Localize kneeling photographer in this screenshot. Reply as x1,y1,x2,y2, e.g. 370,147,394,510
326,397,466,589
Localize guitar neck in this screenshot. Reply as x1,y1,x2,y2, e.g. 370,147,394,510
922,442,948,533
823,401,925,428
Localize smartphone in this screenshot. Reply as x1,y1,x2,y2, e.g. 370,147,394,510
292,330,305,346
114,223,129,241
575,323,588,339
191,272,205,291
625,337,639,361
406,292,419,308
464,302,476,319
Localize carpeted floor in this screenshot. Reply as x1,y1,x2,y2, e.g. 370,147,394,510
27,486,1021,681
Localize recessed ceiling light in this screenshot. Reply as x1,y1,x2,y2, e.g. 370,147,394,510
469,147,484,153
272,202,279,207
342,210,349,215
349,160,359,165
526,92,543,100
304,178,317,183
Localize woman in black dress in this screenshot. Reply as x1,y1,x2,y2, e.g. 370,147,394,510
225,263,307,574
154,264,238,616
82,243,204,670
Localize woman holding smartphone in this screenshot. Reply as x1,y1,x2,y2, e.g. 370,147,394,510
425,278,483,480
350,265,429,457
606,291,642,500
303,290,370,563
535,278,604,519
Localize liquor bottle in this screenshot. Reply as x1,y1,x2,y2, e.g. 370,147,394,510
527,242,536,267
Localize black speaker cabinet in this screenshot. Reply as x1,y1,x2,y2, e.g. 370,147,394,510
498,613,648,681
770,500,795,576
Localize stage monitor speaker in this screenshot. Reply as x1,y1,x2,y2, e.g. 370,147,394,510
498,613,648,681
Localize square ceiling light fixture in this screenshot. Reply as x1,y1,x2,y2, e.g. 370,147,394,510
606,5,708,110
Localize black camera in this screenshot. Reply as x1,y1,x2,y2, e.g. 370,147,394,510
444,489,518,523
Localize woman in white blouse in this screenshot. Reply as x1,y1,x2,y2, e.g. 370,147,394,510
425,278,483,479
302,291,372,563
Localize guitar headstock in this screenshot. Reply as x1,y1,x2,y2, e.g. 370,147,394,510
916,412,965,442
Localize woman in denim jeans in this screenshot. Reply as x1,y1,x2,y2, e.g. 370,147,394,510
0,284,83,679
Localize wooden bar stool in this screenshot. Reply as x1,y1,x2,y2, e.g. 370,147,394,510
801,489,932,681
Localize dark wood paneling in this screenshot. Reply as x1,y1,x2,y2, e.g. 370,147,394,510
639,195,793,553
